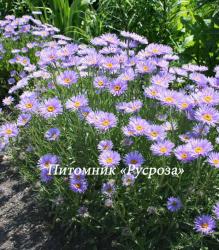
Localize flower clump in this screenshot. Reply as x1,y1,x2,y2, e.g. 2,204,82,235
0,14,219,246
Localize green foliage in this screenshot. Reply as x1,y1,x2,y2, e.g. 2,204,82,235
97,0,219,70
21,0,219,69
26,0,103,42
0,0,30,18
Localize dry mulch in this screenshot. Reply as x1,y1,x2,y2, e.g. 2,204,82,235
0,159,62,250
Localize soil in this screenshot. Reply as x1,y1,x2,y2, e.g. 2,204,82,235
0,160,62,250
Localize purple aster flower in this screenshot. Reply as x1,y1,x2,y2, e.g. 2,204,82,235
82,53,103,67
44,128,60,141
77,106,92,120
56,70,78,87
99,46,120,55
145,43,172,56
100,33,120,45
58,44,78,57
208,77,219,89
40,97,63,119
17,113,32,126
66,94,88,111
182,64,208,72
145,125,167,141
116,100,142,114
195,105,219,126
38,154,60,169
144,85,160,99
190,73,208,88
101,180,115,197
102,57,120,71
0,123,19,138
128,117,149,136
122,173,135,186
151,72,174,88
158,89,179,106
186,139,213,158
2,96,14,106
163,54,179,61
17,97,39,113
98,140,114,151
39,48,59,66
69,168,88,193
70,177,88,193
118,69,135,82
8,78,16,85
192,124,210,137
108,79,128,96
94,111,117,131
91,37,108,46
93,76,109,89
98,150,121,168
40,168,53,183
167,197,182,212
213,202,219,219
195,87,219,106
174,145,194,162
207,152,219,168
176,96,194,111
136,59,156,74
194,215,216,235
124,151,144,168
150,140,175,156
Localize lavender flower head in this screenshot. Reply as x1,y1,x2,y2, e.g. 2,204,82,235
167,197,182,212
44,128,60,141
194,215,216,235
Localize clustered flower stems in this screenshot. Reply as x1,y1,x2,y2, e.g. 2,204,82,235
0,14,219,249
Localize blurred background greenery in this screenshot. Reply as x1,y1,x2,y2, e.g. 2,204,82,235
0,0,219,71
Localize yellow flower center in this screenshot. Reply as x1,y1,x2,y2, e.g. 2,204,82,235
114,85,121,91
106,63,113,68
150,131,158,137
44,162,50,168
106,157,113,164
64,78,71,83
201,223,209,229
150,91,157,96
25,103,33,109
160,147,167,153
102,120,110,126
131,159,137,164
213,159,219,164
203,114,212,121
143,66,149,72
47,105,55,112
204,96,212,103
194,147,203,154
136,125,143,131
181,153,188,159
152,48,159,53
164,97,174,103
74,101,81,107
5,129,12,135
74,183,81,189
98,81,103,86
181,103,188,109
